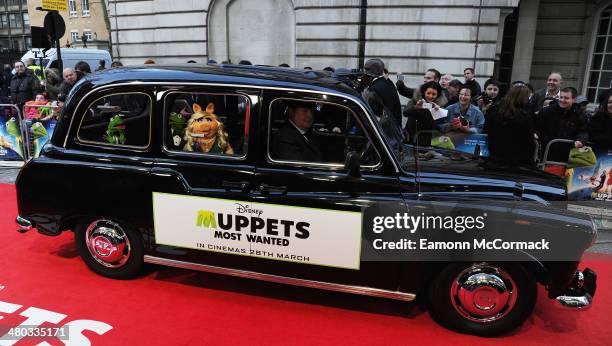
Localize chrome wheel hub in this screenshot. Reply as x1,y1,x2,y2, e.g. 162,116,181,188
85,219,131,268
450,264,517,323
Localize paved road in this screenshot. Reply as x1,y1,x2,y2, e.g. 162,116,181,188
1,166,611,254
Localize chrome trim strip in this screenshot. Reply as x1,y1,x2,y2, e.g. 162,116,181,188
64,81,399,173
143,255,415,301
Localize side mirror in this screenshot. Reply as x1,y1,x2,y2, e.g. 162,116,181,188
344,151,361,178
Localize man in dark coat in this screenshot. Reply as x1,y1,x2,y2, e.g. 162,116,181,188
272,102,322,162
2,64,12,97
363,58,402,127
536,87,588,161
463,67,481,102
9,61,40,108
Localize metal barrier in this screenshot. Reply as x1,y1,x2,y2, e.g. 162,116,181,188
0,104,27,167
538,138,575,171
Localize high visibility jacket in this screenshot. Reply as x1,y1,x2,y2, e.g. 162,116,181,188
27,65,45,81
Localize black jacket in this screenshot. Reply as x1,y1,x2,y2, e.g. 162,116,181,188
484,107,536,166
464,79,482,99
271,123,322,162
9,72,40,106
404,108,439,145
1,69,11,97
367,77,402,127
588,111,612,150
536,103,588,145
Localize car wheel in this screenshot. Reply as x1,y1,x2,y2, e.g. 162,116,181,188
428,262,536,336
75,218,144,279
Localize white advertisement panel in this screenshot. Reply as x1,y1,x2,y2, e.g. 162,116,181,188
152,192,363,270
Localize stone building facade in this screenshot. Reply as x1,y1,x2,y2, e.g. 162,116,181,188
0,0,30,66
108,0,612,101
27,0,110,51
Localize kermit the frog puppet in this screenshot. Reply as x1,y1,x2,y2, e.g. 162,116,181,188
103,114,126,145
568,146,597,169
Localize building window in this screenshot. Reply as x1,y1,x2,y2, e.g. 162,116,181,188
68,0,77,17
25,36,31,49
81,0,90,16
587,5,612,103
22,12,28,28
0,15,7,29
84,31,93,41
8,13,21,28
71,31,79,43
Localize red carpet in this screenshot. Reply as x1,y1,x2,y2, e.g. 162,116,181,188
0,184,611,345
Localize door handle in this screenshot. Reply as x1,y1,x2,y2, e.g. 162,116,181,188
222,180,250,192
258,183,287,194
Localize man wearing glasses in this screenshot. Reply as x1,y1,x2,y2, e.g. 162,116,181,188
9,61,40,109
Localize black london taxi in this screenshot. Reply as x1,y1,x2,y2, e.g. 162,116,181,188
15,65,597,336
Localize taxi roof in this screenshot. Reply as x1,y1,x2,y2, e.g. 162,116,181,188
83,64,363,98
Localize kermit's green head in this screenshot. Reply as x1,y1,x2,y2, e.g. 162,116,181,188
107,114,125,134
568,146,597,168
5,117,19,137
169,112,187,135
30,122,48,139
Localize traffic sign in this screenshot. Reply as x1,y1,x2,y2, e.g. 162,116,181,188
42,0,68,11
44,12,66,41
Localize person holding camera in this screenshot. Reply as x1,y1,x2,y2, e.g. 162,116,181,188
477,79,501,114
484,84,536,165
441,86,485,134
404,81,444,143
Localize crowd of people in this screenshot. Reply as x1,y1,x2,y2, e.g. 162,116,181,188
1,55,609,168
360,58,607,167
0,58,126,120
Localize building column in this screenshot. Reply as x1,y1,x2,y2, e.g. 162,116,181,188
510,0,540,82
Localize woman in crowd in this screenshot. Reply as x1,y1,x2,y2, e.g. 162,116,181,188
442,87,485,133
484,84,536,165
589,91,612,151
404,81,443,143
43,68,62,101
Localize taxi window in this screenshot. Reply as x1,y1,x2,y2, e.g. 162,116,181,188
77,93,152,148
164,92,249,158
268,99,380,167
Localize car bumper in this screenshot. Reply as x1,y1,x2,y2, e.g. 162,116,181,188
16,215,33,233
555,268,597,310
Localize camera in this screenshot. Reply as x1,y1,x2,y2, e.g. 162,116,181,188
477,92,492,104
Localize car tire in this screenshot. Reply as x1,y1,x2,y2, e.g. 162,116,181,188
75,218,144,279
428,262,537,337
